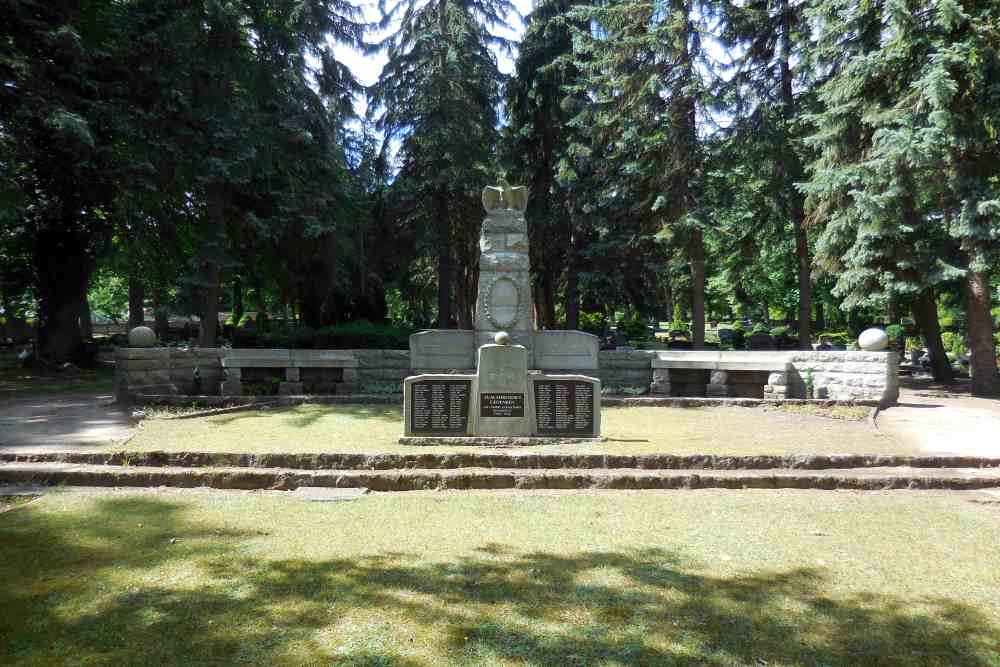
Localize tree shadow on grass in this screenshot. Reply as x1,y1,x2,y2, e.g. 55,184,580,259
1,498,999,666
203,404,403,430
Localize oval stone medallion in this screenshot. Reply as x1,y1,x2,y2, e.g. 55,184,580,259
488,277,520,328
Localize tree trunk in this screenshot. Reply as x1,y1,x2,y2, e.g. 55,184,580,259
887,296,901,325
964,270,998,396
542,268,556,329
663,280,674,324
198,182,225,347
128,273,145,330
34,226,88,361
690,228,706,349
78,296,93,340
232,275,244,327
777,0,812,350
153,288,169,338
565,238,580,331
912,288,953,383
435,191,452,329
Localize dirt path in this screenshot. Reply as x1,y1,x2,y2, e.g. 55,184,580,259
877,378,1000,457
0,392,135,453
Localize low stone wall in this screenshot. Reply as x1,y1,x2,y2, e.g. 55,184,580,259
114,347,898,406
352,349,412,387
786,351,899,403
115,347,222,401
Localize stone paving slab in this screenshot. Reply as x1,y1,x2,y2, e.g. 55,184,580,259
3,462,999,492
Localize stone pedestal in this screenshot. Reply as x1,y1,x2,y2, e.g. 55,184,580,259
402,332,601,444
474,343,532,437
220,367,243,396
706,371,732,397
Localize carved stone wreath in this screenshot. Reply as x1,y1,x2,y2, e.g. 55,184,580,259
482,275,524,329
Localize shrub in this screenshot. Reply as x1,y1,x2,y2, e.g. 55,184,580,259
885,324,903,342
617,314,651,342
232,321,413,349
940,331,967,358
578,311,606,336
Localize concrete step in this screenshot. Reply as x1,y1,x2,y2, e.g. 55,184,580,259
3,451,999,471
2,462,999,492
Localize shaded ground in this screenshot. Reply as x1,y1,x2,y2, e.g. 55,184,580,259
877,377,1000,457
0,366,115,396
1,488,998,666
0,392,134,452
119,404,905,456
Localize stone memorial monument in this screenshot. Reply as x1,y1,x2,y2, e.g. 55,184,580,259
402,331,601,444
409,181,600,373
402,181,602,444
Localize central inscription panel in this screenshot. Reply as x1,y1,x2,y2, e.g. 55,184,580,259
409,379,471,435
480,392,525,417
534,379,596,436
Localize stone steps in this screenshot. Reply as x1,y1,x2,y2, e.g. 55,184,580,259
2,461,999,492
3,451,998,471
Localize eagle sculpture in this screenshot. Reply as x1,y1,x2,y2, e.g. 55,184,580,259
482,179,529,213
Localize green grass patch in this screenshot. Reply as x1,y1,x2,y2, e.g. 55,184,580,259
0,495,39,512
0,368,115,396
1,489,998,665
765,403,873,421
127,403,910,456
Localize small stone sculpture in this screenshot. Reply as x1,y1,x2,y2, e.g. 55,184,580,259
481,178,529,213
858,328,889,351
128,326,158,348
494,331,511,346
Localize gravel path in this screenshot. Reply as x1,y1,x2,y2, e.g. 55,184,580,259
0,392,135,452
876,379,1000,457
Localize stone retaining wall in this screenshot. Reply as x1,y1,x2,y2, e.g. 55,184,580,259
115,348,222,401
114,347,898,406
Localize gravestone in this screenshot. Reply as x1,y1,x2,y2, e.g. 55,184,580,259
402,331,601,444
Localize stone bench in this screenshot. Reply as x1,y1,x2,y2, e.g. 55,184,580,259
220,349,359,396
652,351,792,398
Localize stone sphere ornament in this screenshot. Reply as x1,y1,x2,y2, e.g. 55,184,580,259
858,328,889,351
128,326,158,348
494,331,511,346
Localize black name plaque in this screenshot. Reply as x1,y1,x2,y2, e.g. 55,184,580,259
479,392,525,417
409,379,471,434
534,380,596,436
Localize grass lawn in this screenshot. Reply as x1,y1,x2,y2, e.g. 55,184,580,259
127,403,910,456
0,367,115,396
1,488,998,665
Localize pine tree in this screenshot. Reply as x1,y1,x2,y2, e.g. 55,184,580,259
803,0,999,393
718,0,815,348
567,0,713,346
369,0,514,328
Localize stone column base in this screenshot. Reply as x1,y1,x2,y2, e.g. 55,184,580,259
279,382,304,395
220,380,243,396
650,368,671,394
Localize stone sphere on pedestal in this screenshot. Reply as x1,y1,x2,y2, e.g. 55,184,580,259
494,331,511,346
128,326,158,348
858,328,889,351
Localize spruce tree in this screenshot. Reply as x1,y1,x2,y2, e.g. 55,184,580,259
803,0,999,393
568,0,712,346
369,0,514,328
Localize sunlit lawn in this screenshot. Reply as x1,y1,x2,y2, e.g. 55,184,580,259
2,488,998,665
125,404,913,456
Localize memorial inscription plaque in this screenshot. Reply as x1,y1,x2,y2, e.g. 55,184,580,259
409,378,471,435
534,379,596,436
480,392,525,417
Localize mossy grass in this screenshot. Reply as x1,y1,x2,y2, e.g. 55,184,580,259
1,489,998,665
128,404,908,456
